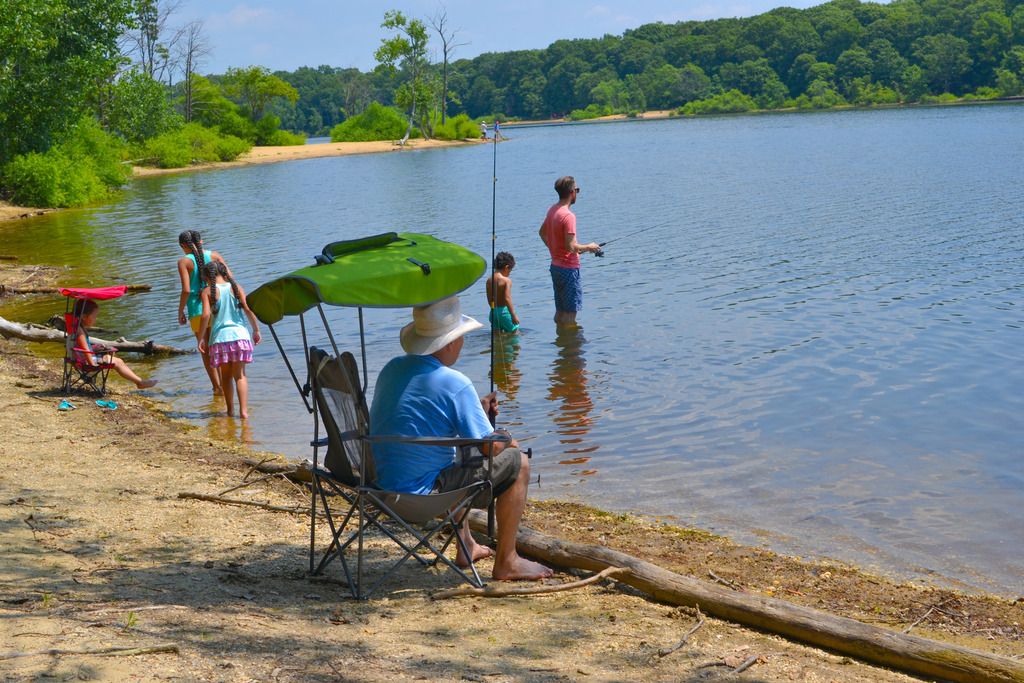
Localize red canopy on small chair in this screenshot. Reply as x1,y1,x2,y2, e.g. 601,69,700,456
59,286,127,301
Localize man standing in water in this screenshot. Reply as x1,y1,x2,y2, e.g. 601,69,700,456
539,176,602,326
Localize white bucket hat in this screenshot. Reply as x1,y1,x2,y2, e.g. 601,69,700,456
400,296,482,355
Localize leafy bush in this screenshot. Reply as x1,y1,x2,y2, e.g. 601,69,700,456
135,123,251,168
430,113,480,140
679,90,757,116
253,115,305,145
920,93,959,104
330,102,410,142
106,69,183,143
0,117,128,207
962,87,1000,101
215,110,258,142
568,104,613,120
263,129,307,145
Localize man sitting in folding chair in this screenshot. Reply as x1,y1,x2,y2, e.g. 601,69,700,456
370,296,553,581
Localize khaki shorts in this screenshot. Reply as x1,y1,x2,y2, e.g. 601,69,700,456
432,447,522,509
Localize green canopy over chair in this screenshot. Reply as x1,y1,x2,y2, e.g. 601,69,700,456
248,232,486,324
247,231,495,598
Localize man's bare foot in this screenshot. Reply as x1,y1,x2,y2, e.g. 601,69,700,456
239,410,248,420
213,387,223,396
455,544,494,568
492,556,553,581
137,379,158,389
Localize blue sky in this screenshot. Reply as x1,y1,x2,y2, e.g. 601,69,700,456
174,0,833,75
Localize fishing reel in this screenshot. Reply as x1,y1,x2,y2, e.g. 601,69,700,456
594,242,606,258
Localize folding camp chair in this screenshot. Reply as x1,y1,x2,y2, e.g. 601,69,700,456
307,346,508,599
247,232,504,599
59,286,127,396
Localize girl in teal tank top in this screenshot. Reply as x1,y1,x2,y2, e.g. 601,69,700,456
177,230,231,394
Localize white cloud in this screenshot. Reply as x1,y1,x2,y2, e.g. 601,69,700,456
208,4,274,30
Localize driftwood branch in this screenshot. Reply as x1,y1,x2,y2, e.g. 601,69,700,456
432,566,626,600
656,607,705,658
0,642,178,660
0,315,191,355
0,283,152,295
177,492,311,516
465,511,1024,683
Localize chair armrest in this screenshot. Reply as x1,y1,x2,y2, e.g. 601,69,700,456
365,433,511,448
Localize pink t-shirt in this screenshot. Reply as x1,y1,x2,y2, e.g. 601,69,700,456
543,203,579,269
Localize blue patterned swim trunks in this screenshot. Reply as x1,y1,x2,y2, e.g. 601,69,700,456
550,265,582,313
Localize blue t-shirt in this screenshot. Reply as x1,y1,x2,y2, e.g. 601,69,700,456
369,354,493,494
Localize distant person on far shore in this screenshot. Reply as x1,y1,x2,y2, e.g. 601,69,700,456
197,262,261,419
480,120,488,139
538,176,601,327
177,230,231,395
487,251,520,333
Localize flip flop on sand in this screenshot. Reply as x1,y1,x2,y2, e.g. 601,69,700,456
57,399,76,411
95,399,118,410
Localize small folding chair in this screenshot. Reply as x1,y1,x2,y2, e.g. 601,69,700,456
61,310,117,396
307,346,507,599
58,286,127,396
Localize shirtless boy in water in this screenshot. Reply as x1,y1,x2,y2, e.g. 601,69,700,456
487,251,520,333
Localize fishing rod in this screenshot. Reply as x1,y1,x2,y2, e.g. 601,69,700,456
487,122,498,424
592,219,676,257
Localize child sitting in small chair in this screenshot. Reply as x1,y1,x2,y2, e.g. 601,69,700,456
73,299,158,389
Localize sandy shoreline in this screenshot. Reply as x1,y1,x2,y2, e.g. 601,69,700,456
1,338,1022,681
131,137,484,178
0,138,482,219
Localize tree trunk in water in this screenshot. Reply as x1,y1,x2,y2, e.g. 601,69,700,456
0,315,193,355
466,511,1024,683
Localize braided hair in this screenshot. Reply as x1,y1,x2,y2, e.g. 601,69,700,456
179,230,206,275
201,261,240,312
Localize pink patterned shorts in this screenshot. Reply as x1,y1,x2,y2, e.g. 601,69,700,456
209,339,253,367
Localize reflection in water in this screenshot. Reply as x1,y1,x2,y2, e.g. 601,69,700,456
207,413,256,447
547,327,597,458
491,331,521,403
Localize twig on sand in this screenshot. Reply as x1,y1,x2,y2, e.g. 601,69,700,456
903,598,953,634
0,643,179,660
732,654,761,674
655,606,705,658
218,472,278,496
243,457,275,481
432,566,627,600
708,570,742,591
177,491,311,516
77,605,189,616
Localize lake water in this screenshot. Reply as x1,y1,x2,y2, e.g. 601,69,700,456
2,104,1022,595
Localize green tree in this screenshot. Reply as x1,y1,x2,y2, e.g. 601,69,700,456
912,33,973,92
677,64,712,103
0,0,134,165
223,66,299,120
867,39,909,87
375,10,430,144
104,68,182,142
969,11,1013,81
835,47,874,95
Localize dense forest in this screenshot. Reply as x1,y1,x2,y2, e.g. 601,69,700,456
268,0,1024,135
3,0,1023,207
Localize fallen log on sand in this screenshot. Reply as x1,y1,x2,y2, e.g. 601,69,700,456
242,457,1023,681
466,510,1024,683
0,315,192,355
0,283,152,295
